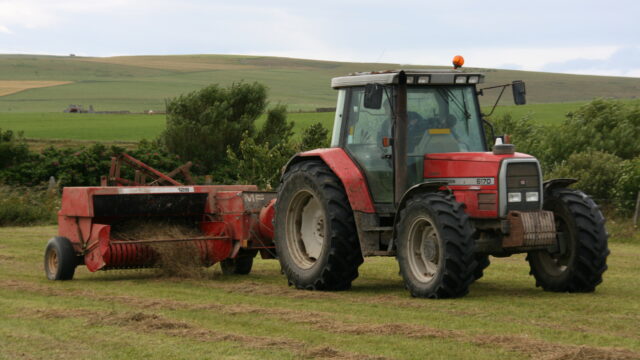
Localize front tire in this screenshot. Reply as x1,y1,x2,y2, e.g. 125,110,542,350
275,160,363,291
527,188,609,292
44,236,77,280
396,193,476,298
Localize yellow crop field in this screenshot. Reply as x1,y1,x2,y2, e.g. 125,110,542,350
0,81,72,97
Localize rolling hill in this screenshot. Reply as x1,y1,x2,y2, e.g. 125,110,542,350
1,54,639,113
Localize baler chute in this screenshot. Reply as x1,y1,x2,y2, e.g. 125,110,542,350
45,156,277,280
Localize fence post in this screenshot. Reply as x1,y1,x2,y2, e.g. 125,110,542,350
633,191,640,228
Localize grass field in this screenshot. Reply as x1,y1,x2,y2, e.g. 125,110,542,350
0,101,595,143
0,226,638,359
0,112,336,142
1,54,639,113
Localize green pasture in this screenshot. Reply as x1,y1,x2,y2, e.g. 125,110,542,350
0,225,638,359
0,102,581,143
0,112,336,142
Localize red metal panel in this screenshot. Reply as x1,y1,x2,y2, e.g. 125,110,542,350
258,199,276,242
451,190,499,218
423,152,534,219
295,148,375,213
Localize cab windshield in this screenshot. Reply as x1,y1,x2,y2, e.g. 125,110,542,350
406,85,485,154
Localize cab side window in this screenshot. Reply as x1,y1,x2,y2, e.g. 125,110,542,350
344,87,393,203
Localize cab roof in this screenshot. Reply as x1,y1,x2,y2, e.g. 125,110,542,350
331,69,485,89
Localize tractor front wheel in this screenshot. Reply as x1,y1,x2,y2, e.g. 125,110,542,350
44,236,77,280
396,193,476,298
527,188,609,292
275,160,363,291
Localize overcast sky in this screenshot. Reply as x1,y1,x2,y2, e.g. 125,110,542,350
1,0,638,77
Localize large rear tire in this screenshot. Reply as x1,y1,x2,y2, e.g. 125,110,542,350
44,236,77,280
527,188,609,292
396,193,476,298
275,160,363,291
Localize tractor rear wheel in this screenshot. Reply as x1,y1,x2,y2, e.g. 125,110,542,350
527,188,609,292
275,160,363,291
220,249,256,275
396,193,476,298
44,236,77,280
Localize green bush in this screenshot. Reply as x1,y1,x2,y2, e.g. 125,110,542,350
299,122,330,151
614,157,640,214
548,151,624,204
257,104,294,148
0,140,184,188
162,82,267,175
225,133,296,189
0,129,30,169
0,186,58,226
544,99,640,168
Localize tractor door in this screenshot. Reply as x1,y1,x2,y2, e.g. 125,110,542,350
342,87,393,203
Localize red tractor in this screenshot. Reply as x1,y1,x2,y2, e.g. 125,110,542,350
273,64,609,298
45,59,609,299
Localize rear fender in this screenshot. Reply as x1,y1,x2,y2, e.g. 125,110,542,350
281,148,375,213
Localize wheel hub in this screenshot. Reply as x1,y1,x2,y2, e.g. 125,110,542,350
407,216,440,283
47,249,58,275
286,190,326,269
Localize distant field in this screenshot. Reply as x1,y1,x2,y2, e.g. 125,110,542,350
0,54,639,113
0,101,584,143
0,225,638,359
0,112,335,142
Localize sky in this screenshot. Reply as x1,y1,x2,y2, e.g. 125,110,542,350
0,0,639,77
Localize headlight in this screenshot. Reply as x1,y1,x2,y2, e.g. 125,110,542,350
507,192,522,202
455,76,467,84
525,192,539,202
468,75,480,84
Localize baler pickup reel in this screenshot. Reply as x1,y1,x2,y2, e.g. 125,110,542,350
45,153,277,280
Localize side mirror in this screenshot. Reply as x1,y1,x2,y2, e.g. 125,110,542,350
364,84,383,109
512,80,526,105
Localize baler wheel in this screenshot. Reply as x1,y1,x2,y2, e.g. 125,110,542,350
220,250,256,275
275,160,363,291
527,188,609,292
44,236,77,281
473,255,491,280
396,193,476,298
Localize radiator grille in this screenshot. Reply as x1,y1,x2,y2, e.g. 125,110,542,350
505,162,541,212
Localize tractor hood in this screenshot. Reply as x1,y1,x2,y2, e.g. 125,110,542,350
423,152,534,180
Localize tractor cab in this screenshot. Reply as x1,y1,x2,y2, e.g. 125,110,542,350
330,69,491,204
